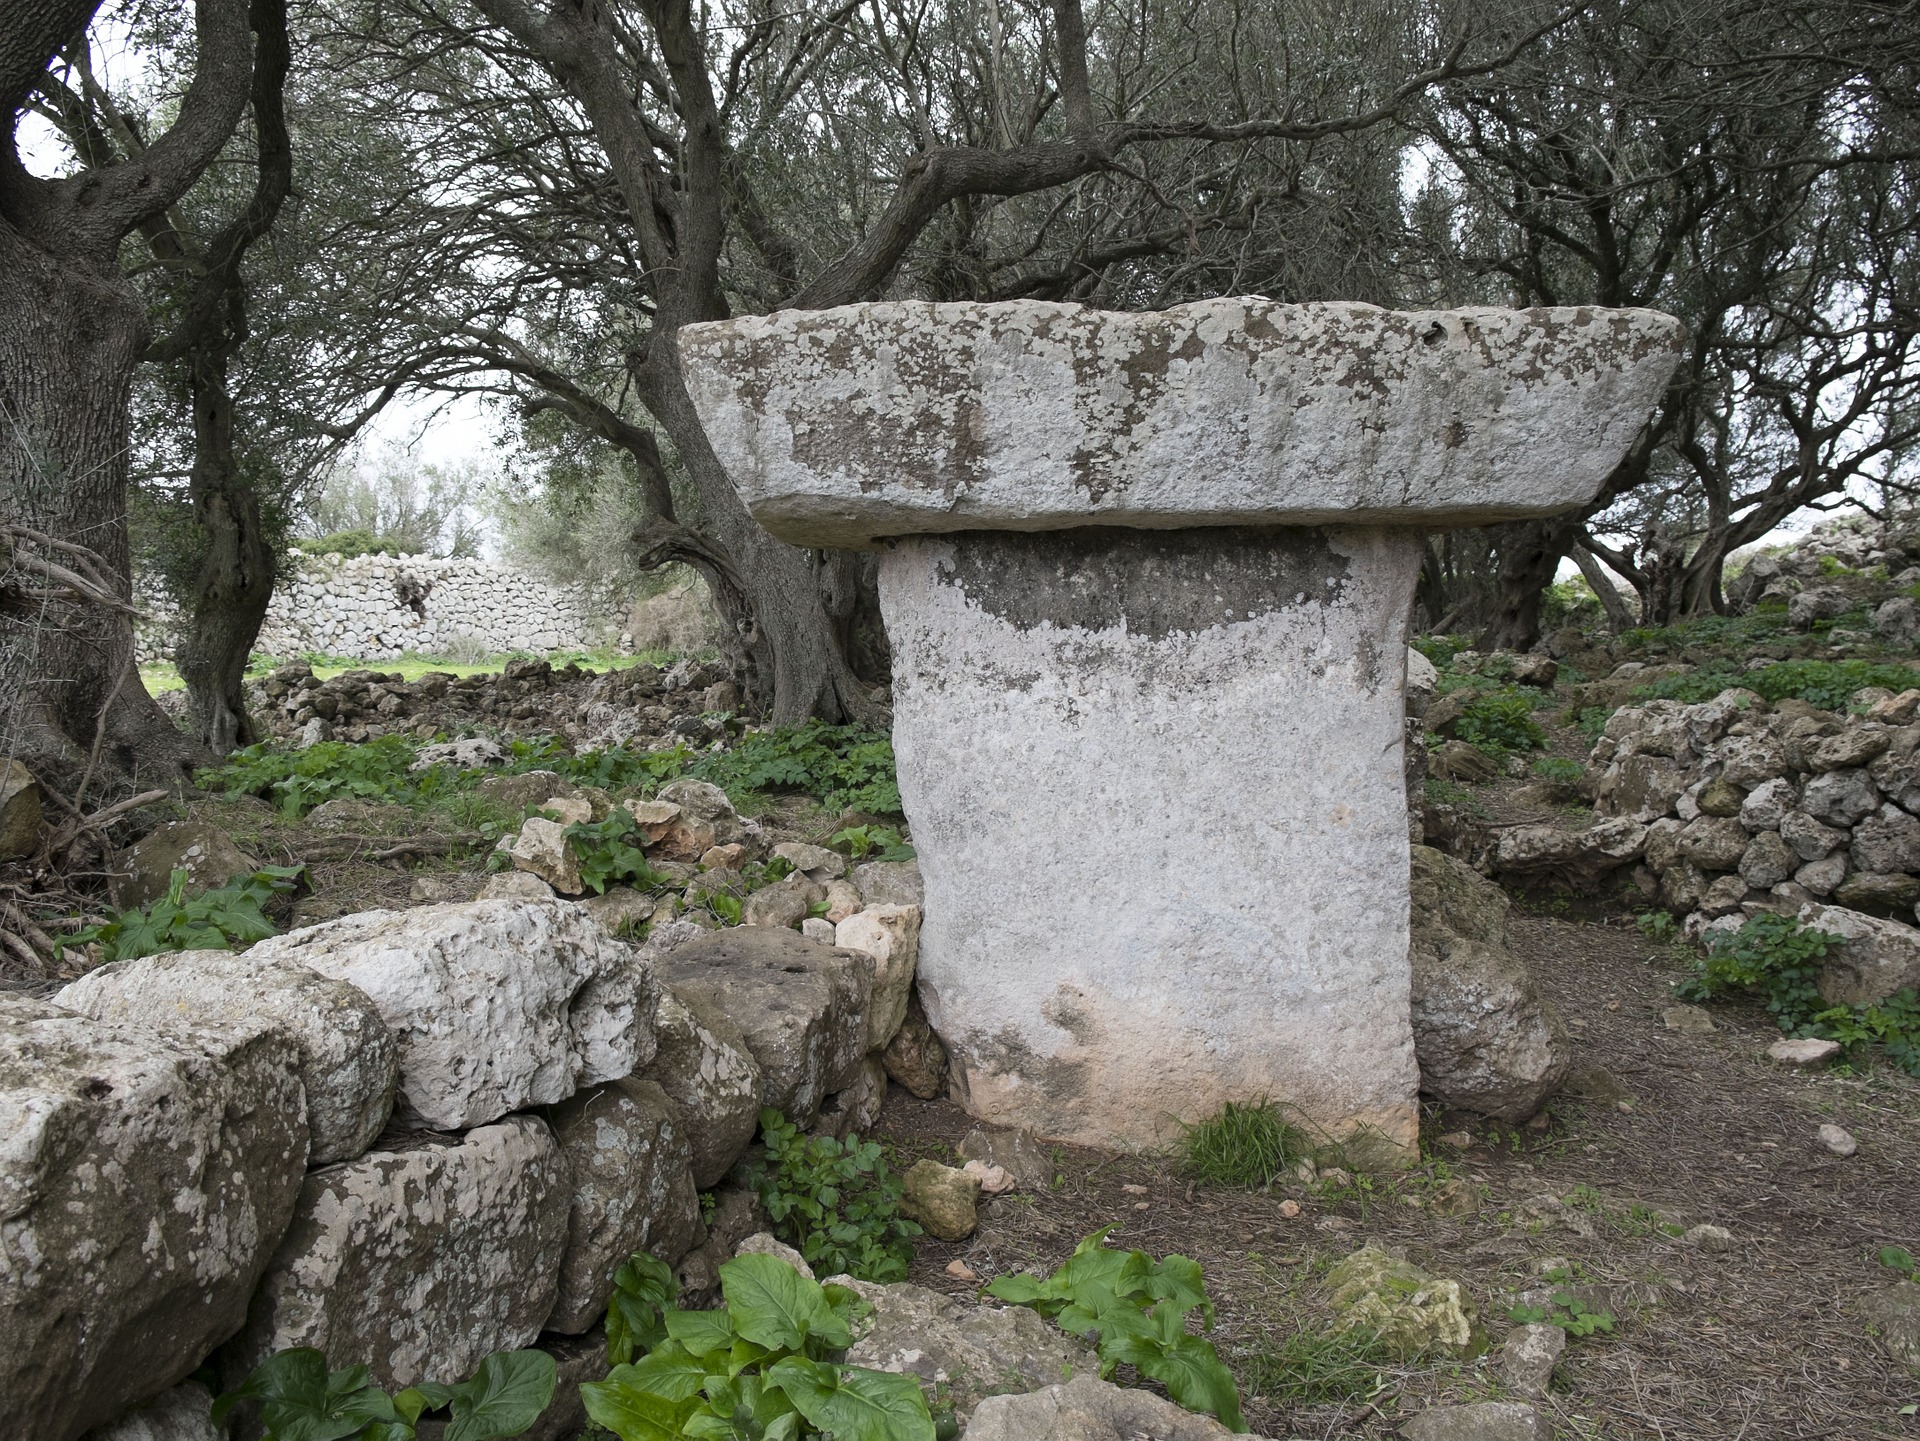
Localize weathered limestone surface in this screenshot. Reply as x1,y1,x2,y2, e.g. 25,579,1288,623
886,526,1424,1152
682,297,1679,1155
0,997,306,1441
544,1076,704,1333
681,299,1684,549
247,900,655,1129
224,1116,569,1390
56,950,397,1164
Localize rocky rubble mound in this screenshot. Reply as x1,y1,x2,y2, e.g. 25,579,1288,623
250,656,741,750
1587,683,1920,999
1726,513,1920,621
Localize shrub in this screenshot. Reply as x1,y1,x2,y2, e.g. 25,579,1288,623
987,1228,1244,1431
1453,689,1548,752
214,1345,555,1441
1178,1099,1311,1188
563,811,674,894
691,722,902,815
1410,635,1466,669
292,528,407,559
1676,913,1920,1075
1531,756,1586,786
200,736,461,817
61,866,304,963
581,1252,934,1441
748,1109,920,1282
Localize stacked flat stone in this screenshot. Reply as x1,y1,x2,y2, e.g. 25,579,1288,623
680,296,1682,1159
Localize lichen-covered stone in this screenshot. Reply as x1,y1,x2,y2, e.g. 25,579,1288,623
831,1278,1094,1425
1802,903,1920,1005
1322,1244,1476,1357
647,987,763,1187
1409,846,1568,1121
0,997,306,1441
880,989,949,1099
224,1116,569,1391
680,299,1683,549
656,928,871,1127
962,1373,1261,1441
109,820,257,909
56,950,396,1164
544,1077,704,1332
900,1159,980,1241
248,900,656,1130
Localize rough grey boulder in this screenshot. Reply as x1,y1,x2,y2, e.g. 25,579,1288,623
109,820,258,909
832,1278,1094,1425
1740,777,1798,831
544,1076,704,1333
1859,1280,1920,1369
656,928,873,1126
1738,831,1798,889
0,997,306,1441
224,1116,570,1391
1409,846,1568,1121
1782,810,1849,861
647,987,764,1187
852,859,925,908
1851,808,1920,875
1801,768,1882,828
813,1053,888,1140
1676,815,1748,871
55,950,396,1164
247,900,656,1129
960,1373,1258,1441
1801,903,1920,1005
879,989,949,1099
1492,818,1646,889
1594,754,1688,821
1401,1402,1548,1441
0,759,43,860
80,1382,219,1441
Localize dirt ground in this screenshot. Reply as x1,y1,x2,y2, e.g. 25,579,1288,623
875,908,1920,1440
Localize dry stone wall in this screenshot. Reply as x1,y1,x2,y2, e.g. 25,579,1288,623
137,551,613,664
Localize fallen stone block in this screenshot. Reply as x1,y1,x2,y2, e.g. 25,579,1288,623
79,1381,219,1441
0,997,306,1441
1401,1401,1548,1441
656,927,871,1127
109,820,257,909
1800,903,1920,1005
56,950,396,1164
1410,846,1568,1121
960,1373,1261,1440
831,1278,1094,1426
647,988,763,1188
248,900,656,1130
835,903,921,1048
544,1076,704,1333
223,1116,569,1391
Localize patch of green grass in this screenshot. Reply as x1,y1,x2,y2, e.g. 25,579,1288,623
1178,1098,1313,1188
690,721,902,817
1238,1326,1397,1408
1422,778,1490,816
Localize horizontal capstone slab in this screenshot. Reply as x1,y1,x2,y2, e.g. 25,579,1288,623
679,298,1683,548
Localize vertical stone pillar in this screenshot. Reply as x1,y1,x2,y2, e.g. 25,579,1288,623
680,298,1680,1157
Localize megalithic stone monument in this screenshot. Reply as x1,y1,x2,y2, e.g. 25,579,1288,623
680,299,1682,1160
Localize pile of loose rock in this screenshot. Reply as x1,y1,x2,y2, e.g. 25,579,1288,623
250,655,739,750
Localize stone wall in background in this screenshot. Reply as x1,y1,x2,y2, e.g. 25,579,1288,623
136,552,619,664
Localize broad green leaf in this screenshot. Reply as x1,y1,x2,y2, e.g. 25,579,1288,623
212,1349,399,1441
666,1308,738,1358
983,1273,1051,1307
443,1349,557,1441
721,1253,849,1353
768,1357,935,1441
1146,1254,1214,1326
1133,1329,1245,1434
580,1373,698,1441
624,1342,718,1403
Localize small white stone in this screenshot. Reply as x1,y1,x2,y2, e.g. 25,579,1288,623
1817,1122,1858,1157
1767,1036,1841,1066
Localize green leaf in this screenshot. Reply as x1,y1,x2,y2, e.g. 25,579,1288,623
212,1348,400,1441
665,1309,738,1359
622,1342,718,1403
721,1253,850,1353
441,1349,556,1441
1131,1328,1245,1433
767,1357,936,1441
580,1371,698,1441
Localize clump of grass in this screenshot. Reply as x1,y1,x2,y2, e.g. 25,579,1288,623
1178,1098,1312,1187
1239,1326,1397,1407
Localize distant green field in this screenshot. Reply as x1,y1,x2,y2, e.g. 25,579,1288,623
142,648,675,696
